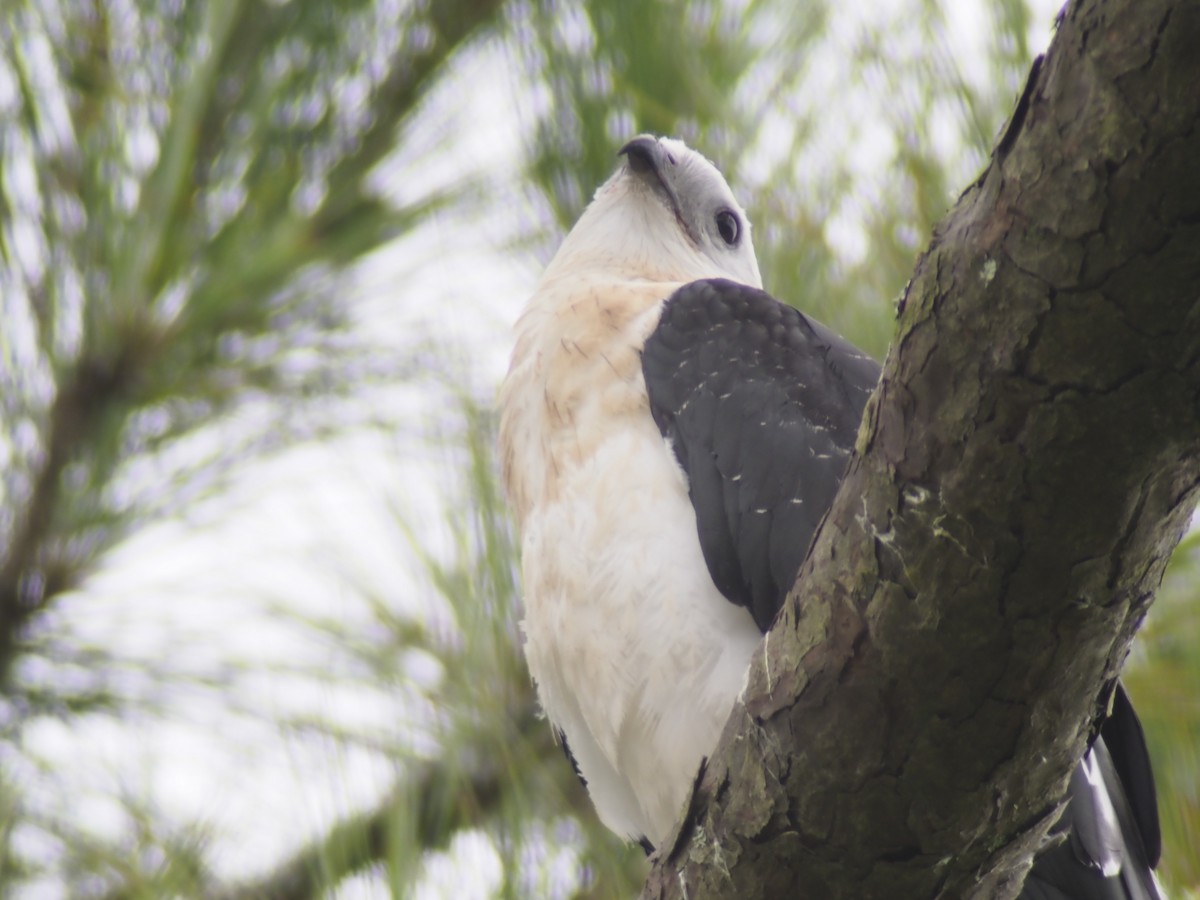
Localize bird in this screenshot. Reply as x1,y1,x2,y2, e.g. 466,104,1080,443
498,134,1163,898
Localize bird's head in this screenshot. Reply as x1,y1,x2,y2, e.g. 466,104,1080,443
546,135,763,289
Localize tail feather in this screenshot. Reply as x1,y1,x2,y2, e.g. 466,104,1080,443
1021,686,1163,900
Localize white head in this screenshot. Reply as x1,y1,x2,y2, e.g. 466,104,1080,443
545,135,763,289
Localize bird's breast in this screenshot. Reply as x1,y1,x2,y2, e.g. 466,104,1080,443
499,278,674,523
499,278,761,843
518,419,761,844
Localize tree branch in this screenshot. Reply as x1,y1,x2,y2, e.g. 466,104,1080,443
0,350,137,680
644,1,1200,896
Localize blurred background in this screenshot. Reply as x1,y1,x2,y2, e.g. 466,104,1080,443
1,0,1196,896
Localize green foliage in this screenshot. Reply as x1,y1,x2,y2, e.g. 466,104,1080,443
2,0,510,893
0,0,505,682
3,0,486,634
1126,528,1200,893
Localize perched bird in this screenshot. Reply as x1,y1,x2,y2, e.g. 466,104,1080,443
498,135,1163,897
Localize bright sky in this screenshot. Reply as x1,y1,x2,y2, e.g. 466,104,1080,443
8,3,1066,897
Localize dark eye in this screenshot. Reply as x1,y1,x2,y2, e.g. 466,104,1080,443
715,210,740,246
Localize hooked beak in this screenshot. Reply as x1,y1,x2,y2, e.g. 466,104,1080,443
618,135,690,240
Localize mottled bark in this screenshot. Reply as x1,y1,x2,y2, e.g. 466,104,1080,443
643,1,1200,897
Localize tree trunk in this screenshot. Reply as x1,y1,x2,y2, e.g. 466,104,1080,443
642,1,1200,896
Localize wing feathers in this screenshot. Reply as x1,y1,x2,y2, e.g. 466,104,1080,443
641,277,877,630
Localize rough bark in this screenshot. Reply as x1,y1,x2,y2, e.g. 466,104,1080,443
642,1,1200,897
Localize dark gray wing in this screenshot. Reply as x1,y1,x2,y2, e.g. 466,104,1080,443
641,277,878,632
641,278,1163,897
